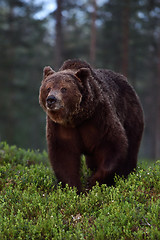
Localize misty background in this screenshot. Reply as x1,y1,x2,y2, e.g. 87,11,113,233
0,0,160,160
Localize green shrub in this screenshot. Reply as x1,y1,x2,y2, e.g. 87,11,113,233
0,142,160,239
0,142,49,166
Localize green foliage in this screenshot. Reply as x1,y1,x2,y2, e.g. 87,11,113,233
0,142,49,166
0,143,160,239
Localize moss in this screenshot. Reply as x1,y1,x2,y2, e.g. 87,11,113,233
0,142,159,239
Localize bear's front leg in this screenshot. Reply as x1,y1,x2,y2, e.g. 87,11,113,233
47,121,81,192
48,142,81,192
87,132,128,188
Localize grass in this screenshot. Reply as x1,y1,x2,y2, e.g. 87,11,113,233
0,142,160,239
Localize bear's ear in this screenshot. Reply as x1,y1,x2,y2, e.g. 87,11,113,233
75,68,90,82
43,66,55,79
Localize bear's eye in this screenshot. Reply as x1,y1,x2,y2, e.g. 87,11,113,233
61,88,67,93
47,87,51,93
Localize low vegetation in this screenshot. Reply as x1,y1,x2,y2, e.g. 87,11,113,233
0,142,160,239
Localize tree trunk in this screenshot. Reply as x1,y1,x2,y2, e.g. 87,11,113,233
90,0,97,67
121,0,130,77
155,28,160,160
6,3,15,144
55,0,63,69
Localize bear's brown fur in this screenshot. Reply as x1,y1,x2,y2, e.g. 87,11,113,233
39,59,144,192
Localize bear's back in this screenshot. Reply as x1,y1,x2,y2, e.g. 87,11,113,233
59,59,92,71
94,68,143,124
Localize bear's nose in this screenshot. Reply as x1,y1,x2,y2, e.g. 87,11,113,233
47,95,57,106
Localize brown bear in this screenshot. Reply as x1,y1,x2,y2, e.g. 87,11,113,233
39,59,144,192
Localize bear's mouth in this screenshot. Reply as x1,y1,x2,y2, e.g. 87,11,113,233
46,101,64,112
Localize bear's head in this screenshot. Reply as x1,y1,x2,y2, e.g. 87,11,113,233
39,64,93,126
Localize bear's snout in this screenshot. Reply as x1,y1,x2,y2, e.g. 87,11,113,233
46,94,63,111
47,95,57,105
46,95,57,109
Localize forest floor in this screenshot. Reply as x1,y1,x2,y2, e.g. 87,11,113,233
0,142,160,239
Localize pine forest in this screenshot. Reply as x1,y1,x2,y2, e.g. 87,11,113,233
0,0,160,160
